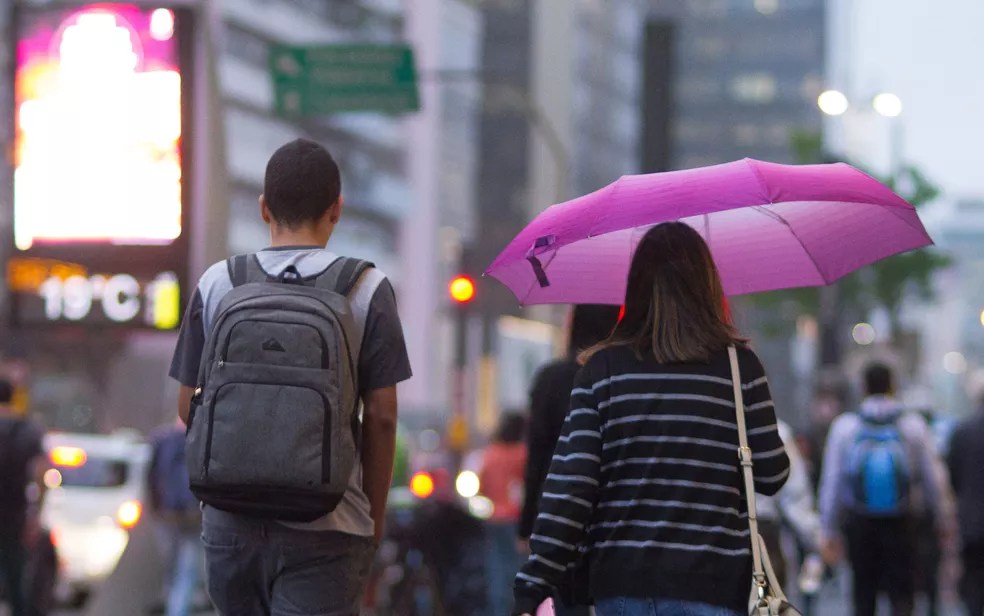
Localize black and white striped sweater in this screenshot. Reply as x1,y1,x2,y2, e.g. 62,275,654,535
513,344,790,615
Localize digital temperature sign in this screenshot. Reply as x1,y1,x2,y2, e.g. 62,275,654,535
8,4,192,329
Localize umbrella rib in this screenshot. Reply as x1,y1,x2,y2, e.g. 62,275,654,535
752,206,830,285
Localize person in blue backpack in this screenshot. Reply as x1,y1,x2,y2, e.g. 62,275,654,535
147,420,204,616
818,363,947,616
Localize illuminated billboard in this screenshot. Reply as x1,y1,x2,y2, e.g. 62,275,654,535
9,4,191,329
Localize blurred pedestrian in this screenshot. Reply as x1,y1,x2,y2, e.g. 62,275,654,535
513,222,790,616
818,363,948,616
519,304,620,616
147,419,203,616
946,391,984,616
480,413,528,616
169,139,411,615
757,420,821,589
0,378,46,616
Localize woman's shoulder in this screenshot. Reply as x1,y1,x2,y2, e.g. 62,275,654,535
731,344,768,377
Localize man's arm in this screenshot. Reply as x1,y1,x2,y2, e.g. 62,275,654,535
178,385,195,425
362,385,398,544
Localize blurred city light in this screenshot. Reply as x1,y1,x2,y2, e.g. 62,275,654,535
467,495,494,520
50,445,87,467
943,351,967,374
754,0,779,15
149,8,175,41
43,468,63,489
116,500,142,529
455,470,480,499
852,322,876,346
979,308,984,327
410,471,435,499
873,92,903,118
817,89,849,116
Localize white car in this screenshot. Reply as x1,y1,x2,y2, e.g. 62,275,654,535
40,430,150,605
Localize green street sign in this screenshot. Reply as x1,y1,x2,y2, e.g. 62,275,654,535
270,44,420,116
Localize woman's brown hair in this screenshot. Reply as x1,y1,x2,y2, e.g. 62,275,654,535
580,222,745,364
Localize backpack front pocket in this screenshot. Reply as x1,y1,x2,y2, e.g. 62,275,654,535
204,376,333,488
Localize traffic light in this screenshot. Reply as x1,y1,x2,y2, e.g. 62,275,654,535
449,275,476,304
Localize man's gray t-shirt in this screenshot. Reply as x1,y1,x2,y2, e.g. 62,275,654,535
168,247,412,536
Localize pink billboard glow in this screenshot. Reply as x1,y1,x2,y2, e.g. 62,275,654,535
14,4,183,249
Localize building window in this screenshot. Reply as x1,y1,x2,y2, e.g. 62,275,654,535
224,25,269,67
730,73,777,104
687,0,729,18
676,120,724,143
677,77,723,101
734,124,762,146
800,73,823,102
765,124,789,147
692,35,727,60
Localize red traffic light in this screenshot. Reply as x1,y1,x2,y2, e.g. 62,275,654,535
449,276,476,304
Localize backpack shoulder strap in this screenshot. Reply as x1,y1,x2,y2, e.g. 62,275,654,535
226,254,269,288
315,257,375,297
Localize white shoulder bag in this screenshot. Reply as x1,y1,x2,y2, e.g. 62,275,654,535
728,346,802,616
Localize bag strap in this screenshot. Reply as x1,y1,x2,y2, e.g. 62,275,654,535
315,257,375,297
226,254,270,287
728,346,768,595
728,345,791,611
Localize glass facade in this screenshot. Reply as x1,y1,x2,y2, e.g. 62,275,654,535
651,0,825,169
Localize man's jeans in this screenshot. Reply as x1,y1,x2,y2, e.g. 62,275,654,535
201,506,375,616
595,598,741,616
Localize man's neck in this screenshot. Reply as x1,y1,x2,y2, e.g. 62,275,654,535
268,230,329,248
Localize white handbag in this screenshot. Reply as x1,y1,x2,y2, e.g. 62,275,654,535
728,346,803,616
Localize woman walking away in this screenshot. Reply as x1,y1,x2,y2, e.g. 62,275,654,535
512,222,790,616
482,412,529,616
521,304,622,615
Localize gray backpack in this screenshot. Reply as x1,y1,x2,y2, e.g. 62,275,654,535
185,254,372,521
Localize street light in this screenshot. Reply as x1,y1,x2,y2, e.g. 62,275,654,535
873,92,903,118
818,89,849,116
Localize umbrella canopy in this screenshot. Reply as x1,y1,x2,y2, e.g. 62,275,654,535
485,158,933,306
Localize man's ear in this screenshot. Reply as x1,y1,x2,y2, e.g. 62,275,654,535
330,195,345,224
259,195,272,224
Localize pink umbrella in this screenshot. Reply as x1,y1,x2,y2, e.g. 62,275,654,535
485,159,933,305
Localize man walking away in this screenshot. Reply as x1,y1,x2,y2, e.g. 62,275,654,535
169,139,412,616
947,391,984,616
818,363,946,616
147,420,204,616
0,378,46,616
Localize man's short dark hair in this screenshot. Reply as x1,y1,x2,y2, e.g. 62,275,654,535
864,362,894,396
263,139,341,228
0,379,13,405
